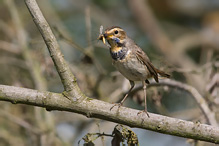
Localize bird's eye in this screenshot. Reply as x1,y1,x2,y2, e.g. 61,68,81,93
114,30,118,34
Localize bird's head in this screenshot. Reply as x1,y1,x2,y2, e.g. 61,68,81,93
98,26,127,47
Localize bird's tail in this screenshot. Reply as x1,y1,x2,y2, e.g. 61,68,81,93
155,69,170,78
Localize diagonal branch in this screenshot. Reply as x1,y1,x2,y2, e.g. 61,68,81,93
133,79,218,127
152,79,218,127
0,84,219,144
25,0,83,100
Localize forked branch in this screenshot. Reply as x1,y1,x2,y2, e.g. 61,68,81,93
0,0,217,144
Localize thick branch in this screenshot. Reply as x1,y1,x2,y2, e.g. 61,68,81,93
24,0,80,99
0,85,218,144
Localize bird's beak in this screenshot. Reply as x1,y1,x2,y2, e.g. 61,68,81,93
103,32,113,39
98,32,113,44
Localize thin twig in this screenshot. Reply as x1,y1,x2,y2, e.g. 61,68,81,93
97,123,105,146
132,79,218,127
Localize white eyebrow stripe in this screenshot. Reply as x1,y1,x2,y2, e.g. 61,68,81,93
107,28,124,34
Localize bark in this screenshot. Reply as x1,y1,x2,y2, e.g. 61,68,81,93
0,85,219,144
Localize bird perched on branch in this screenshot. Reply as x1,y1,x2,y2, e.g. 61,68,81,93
98,26,170,117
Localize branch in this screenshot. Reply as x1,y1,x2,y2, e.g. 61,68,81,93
133,79,218,127
0,85,219,144
25,0,82,100
13,0,218,144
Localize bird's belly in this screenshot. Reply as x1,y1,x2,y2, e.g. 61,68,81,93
113,57,150,81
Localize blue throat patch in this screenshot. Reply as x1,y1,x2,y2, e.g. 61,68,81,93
114,38,120,43
110,48,127,61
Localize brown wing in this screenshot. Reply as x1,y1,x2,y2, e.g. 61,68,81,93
135,48,159,83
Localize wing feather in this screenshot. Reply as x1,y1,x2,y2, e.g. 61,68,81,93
135,48,159,82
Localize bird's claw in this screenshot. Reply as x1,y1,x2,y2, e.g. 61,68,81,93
110,103,122,111
137,110,150,118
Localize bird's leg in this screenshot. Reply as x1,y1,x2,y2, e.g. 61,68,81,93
137,80,150,117
110,80,135,111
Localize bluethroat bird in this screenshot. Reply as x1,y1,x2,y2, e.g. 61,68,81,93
98,26,170,117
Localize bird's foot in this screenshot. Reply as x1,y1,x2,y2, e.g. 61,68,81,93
137,110,150,118
110,103,123,111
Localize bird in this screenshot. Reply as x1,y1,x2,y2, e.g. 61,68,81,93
98,26,170,117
